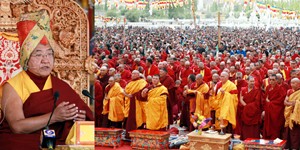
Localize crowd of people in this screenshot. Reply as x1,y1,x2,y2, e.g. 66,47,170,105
93,26,300,149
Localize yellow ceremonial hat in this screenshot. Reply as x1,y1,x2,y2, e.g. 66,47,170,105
17,10,56,70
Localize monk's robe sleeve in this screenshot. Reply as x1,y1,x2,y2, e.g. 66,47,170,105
291,100,300,128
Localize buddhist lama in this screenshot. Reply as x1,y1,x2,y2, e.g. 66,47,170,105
262,74,286,139
0,10,93,149
215,72,238,134
102,77,125,128
283,78,300,149
240,76,262,140
185,74,209,118
180,74,196,130
234,72,248,135
207,73,220,128
159,68,176,125
124,70,148,138
141,75,169,130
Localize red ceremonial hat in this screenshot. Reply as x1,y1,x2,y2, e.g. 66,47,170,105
17,20,49,47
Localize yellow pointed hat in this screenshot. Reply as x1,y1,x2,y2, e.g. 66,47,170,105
17,10,56,70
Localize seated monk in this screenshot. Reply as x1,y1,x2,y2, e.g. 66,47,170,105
0,10,93,150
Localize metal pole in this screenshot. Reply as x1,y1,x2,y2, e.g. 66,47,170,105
218,12,221,50
192,0,196,27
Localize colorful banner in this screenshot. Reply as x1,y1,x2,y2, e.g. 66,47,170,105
137,1,148,10
255,1,298,19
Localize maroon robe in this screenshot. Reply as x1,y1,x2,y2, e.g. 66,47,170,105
0,73,93,150
125,79,147,139
250,70,262,88
160,74,176,125
235,79,248,135
120,69,132,83
118,79,127,88
197,67,212,83
97,74,109,127
240,87,262,140
95,80,103,127
283,89,300,149
175,86,184,112
145,64,160,77
179,82,197,131
263,84,286,139
178,67,194,88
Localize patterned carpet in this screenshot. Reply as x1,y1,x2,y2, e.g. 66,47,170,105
95,141,131,150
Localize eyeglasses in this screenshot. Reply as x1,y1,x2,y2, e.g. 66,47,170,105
269,79,276,81
31,52,54,59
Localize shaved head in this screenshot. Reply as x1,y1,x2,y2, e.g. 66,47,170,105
221,72,229,77
291,78,300,83
291,78,300,90
196,74,203,79
131,70,140,80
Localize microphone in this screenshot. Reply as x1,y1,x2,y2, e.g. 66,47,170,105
40,91,59,150
82,90,94,100
82,90,94,105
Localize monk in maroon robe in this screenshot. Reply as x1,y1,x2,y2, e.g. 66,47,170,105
234,72,248,135
240,76,262,140
180,74,196,131
159,68,176,125
97,66,110,127
262,74,286,139
95,80,103,127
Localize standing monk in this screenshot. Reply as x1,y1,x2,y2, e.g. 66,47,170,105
283,78,300,149
207,73,220,128
159,68,176,125
95,79,103,127
240,76,262,140
96,66,109,127
102,77,125,128
234,72,248,135
262,74,286,139
124,70,148,138
141,75,169,130
215,72,238,134
185,74,209,118
180,74,196,130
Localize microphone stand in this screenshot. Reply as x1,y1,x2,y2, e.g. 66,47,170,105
41,92,59,150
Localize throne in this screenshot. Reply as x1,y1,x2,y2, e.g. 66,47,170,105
0,0,95,105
